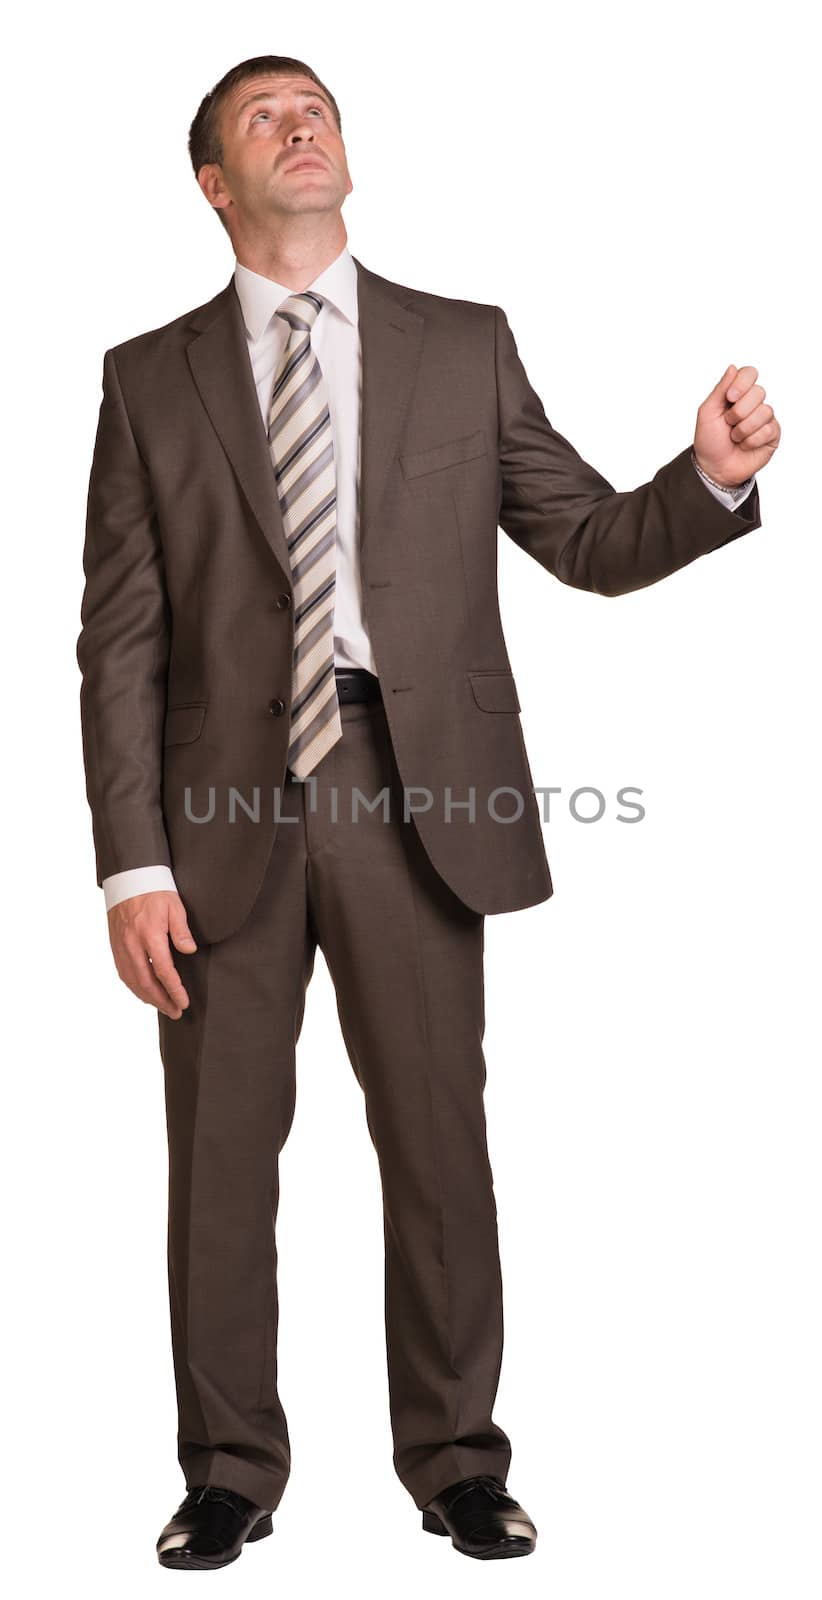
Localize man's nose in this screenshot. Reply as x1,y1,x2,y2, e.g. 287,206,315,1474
285,117,316,142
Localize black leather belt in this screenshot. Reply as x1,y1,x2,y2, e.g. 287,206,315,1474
334,667,382,704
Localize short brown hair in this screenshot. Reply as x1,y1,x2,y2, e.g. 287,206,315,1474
188,55,343,232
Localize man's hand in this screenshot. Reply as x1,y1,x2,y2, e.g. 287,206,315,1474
107,890,197,1020
693,364,781,487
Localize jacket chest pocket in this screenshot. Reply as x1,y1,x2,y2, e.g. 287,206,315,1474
400,428,487,481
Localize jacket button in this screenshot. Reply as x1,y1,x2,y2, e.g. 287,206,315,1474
275,593,291,609
269,698,286,716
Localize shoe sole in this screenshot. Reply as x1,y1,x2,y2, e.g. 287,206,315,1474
422,1508,534,1559
157,1513,273,1569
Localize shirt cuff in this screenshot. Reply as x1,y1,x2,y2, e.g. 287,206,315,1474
690,450,756,509
102,865,179,911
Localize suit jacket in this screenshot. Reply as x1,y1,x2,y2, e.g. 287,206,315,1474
76,255,762,945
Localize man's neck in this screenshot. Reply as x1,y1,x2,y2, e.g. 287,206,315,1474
233,223,348,290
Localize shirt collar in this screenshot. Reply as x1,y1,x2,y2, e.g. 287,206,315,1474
233,244,358,341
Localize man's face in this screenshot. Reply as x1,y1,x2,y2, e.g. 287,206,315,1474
202,73,353,229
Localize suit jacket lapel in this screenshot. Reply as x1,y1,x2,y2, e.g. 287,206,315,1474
352,255,424,560
186,279,292,576
185,255,424,585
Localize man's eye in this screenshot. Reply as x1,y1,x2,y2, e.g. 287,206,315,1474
252,105,324,123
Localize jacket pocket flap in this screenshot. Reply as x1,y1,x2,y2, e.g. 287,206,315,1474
400,428,487,480
468,671,521,713
164,703,207,746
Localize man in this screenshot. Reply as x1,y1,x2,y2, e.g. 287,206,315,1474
76,53,780,1568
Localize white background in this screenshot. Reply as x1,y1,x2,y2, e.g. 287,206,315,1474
4,1,819,1594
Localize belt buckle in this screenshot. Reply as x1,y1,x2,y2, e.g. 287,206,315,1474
335,668,377,704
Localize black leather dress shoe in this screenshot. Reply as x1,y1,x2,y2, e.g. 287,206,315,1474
421,1473,537,1559
156,1484,273,1569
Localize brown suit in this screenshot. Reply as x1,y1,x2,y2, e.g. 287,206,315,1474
77,256,760,946
76,256,761,1513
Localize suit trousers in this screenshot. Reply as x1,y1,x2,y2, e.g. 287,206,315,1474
157,693,513,1514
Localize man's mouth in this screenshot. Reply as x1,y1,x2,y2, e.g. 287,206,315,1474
283,157,327,174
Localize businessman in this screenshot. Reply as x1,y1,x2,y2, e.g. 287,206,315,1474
76,54,780,1568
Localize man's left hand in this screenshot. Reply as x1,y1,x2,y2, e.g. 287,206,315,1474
693,364,781,487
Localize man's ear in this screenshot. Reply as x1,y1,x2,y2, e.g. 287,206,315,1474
197,162,230,216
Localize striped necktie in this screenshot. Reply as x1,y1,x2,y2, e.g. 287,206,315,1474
268,290,342,779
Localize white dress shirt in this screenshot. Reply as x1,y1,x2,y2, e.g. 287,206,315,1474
101,245,755,910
